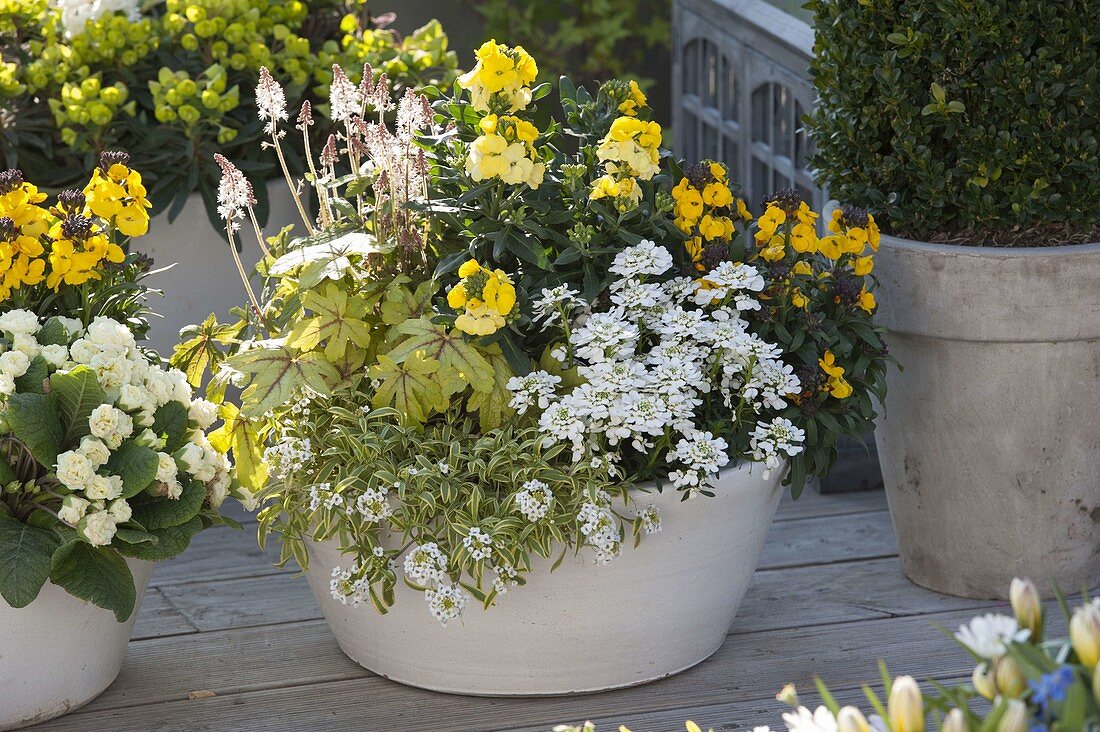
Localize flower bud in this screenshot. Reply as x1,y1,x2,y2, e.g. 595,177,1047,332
996,699,1028,732
942,709,967,732
1009,578,1043,640
994,656,1027,698
775,683,799,707
972,662,998,700
888,676,924,732
1070,601,1100,669
836,706,871,732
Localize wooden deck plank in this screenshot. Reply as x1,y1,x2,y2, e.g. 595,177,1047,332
773,486,887,521
131,587,198,640
41,607,1010,732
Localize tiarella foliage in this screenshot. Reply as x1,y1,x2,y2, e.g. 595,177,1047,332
175,42,888,626
808,0,1100,245
0,0,458,229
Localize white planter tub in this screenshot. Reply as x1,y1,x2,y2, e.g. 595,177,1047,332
874,234,1100,599
305,461,785,695
0,560,154,730
138,181,299,357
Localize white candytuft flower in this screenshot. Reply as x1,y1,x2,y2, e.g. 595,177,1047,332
507,371,561,415
954,613,1030,659
609,240,674,278
531,284,583,327
749,418,805,478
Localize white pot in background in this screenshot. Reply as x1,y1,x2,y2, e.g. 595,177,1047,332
305,461,785,695
0,560,154,730
138,181,300,357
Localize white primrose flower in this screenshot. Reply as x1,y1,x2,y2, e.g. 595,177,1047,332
608,240,674,279
0,373,15,397
188,399,219,430
514,479,554,522
0,350,30,378
424,583,469,626
40,344,69,368
88,404,132,446
108,498,132,523
403,542,449,588
84,474,123,501
954,613,1030,660
155,452,178,482
78,436,111,467
0,309,39,336
58,494,90,526
79,510,118,546
85,316,136,349
55,450,96,491
56,316,83,339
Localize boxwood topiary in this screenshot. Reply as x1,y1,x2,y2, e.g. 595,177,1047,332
807,0,1100,246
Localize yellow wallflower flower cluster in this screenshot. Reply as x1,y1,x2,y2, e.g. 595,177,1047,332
818,350,853,399
457,39,538,114
0,155,146,302
671,161,750,271
465,113,546,189
590,114,662,212
447,259,517,336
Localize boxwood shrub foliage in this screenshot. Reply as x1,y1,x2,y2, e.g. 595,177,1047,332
808,0,1100,246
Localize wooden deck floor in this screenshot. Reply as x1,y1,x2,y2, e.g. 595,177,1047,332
32,489,1032,732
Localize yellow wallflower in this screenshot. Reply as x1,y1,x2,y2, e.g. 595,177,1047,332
736,198,752,221
859,288,876,313
819,350,853,399
457,40,538,113
754,205,786,242
790,222,818,253
701,181,733,208
596,117,662,181
617,80,648,115
449,261,516,337
854,255,874,276
791,287,808,308
817,234,845,260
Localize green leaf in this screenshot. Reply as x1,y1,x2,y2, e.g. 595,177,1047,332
106,442,161,499
13,355,49,394
114,518,203,562
208,402,267,492
228,345,340,417
151,401,189,453
288,283,373,360
0,515,60,607
387,318,495,393
268,232,380,279
7,392,62,468
380,280,437,325
466,345,515,431
130,476,206,530
370,353,448,425
170,313,236,388
49,365,107,445
49,542,136,622
37,317,71,346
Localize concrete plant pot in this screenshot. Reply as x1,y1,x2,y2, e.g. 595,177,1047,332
0,560,154,730
305,461,785,695
874,234,1100,599
138,181,300,357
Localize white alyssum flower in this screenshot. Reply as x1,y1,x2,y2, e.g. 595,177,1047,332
403,542,449,588
264,436,313,479
577,495,621,564
514,479,553,522
954,613,1030,660
638,504,661,534
462,527,494,562
353,487,393,522
425,583,469,626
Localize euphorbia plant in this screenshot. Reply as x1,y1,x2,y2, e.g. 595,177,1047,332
0,154,235,621
174,41,888,625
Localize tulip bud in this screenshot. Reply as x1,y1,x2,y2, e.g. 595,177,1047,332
836,706,871,732
1009,578,1043,641
994,656,1027,698
942,709,967,732
775,683,799,707
972,663,998,701
1070,601,1100,669
888,676,924,732
996,699,1028,732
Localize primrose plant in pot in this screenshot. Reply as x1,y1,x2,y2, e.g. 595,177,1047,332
1,0,458,353
810,0,1100,599
0,155,235,730
175,42,889,694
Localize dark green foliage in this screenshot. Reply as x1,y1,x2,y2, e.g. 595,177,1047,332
808,0,1100,245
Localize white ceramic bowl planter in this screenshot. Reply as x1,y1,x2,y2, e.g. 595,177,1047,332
0,561,153,730
137,181,299,356
306,461,785,695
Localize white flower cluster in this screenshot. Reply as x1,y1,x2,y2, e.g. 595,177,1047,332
0,311,230,547
514,479,554,522
954,613,1030,660
462,527,493,562
56,0,140,37
577,491,622,564
393,541,471,626
510,241,805,494
264,436,313,479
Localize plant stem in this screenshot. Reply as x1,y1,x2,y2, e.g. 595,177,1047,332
271,134,315,235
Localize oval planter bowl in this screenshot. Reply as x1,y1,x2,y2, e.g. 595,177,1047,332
305,461,785,695
137,181,299,357
874,234,1100,599
0,560,154,730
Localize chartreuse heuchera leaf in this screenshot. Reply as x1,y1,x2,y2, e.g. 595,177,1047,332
49,541,137,622
0,515,61,608
288,283,374,360
208,402,267,494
